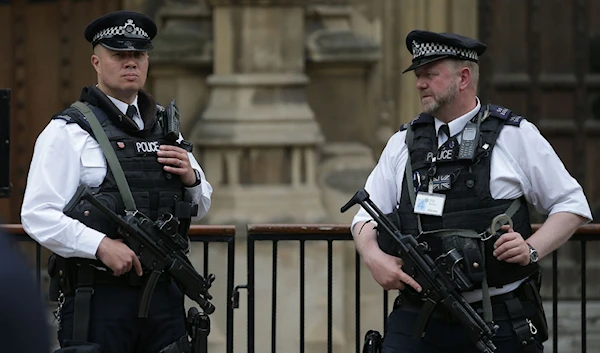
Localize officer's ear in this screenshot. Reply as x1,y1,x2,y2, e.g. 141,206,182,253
457,66,472,92
90,46,101,73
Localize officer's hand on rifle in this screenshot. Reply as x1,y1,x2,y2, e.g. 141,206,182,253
362,245,422,293
96,237,143,277
492,225,531,266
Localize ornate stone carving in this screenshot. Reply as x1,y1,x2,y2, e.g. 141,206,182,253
150,0,213,66
305,5,380,64
191,6,326,225
307,29,380,63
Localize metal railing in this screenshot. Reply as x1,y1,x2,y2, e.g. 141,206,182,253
1,224,237,353
3,223,600,353
246,223,600,353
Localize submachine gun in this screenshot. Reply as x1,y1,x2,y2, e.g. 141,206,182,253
341,189,498,353
64,185,215,352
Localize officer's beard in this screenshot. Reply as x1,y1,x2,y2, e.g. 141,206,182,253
422,80,459,116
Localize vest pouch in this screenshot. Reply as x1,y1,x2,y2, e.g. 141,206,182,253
158,191,182,217
376,211,404,256
65,192,120,239
421,229,485,287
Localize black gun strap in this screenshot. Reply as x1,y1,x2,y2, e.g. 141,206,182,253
71,101,136,212
72,265,95,342
505,297,537,352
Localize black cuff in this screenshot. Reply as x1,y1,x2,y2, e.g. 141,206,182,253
187,168,202,187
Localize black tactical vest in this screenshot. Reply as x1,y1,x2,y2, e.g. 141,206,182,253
54,87,191,242
381,104,539,288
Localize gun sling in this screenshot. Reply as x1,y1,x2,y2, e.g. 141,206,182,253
67,102,140,342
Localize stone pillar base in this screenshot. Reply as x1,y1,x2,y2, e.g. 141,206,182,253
207,185,327,224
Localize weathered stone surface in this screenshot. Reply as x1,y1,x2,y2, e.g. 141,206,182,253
306,29,380,63
150,1,213,66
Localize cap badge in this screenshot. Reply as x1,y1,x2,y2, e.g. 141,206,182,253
124,19,135,34
412,41,423,57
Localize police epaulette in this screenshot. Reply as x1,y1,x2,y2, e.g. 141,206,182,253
486,104,524,126
52,106,94,136
52,106,82,123
399,113,434,131
504,114,524,126
487,104,512,120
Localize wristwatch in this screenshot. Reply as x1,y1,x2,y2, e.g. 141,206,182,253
527,243,539,263
188,169,202,187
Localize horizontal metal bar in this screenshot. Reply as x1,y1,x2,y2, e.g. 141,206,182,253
0,224,237,237
247,224,352,235
248,233,353,242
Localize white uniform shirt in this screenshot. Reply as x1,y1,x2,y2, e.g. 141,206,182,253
352,98,593,301
21,94,213,260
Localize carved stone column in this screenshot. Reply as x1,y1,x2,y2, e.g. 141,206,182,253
192,0,326,225
304,2,379,223
146,0,213,133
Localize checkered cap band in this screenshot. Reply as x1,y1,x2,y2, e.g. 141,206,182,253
412,40,478,61
92,19,149,42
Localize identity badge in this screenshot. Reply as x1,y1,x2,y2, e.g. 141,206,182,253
414,192,446,216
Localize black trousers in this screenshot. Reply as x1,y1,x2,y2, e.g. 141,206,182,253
381,308,544,353
58,280,186,353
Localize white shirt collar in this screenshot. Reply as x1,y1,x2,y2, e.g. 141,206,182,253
106,94,143,129
107,94,139,116
434,97,481,137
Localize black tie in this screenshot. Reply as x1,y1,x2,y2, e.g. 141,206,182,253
439,124,450,139
439,123,458,151
126,105,138,120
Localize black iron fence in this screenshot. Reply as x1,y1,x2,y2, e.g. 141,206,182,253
245,224,600,353
3,223,600,353
2,224,236,353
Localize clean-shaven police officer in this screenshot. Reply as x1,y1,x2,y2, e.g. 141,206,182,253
21,11,212,353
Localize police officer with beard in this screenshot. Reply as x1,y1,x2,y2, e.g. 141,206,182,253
352,30,592,353
21,11,212,353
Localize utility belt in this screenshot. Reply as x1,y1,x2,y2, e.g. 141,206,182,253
48,253,174,350
398,290,530,321
394,276,549,349
48,254,170,299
